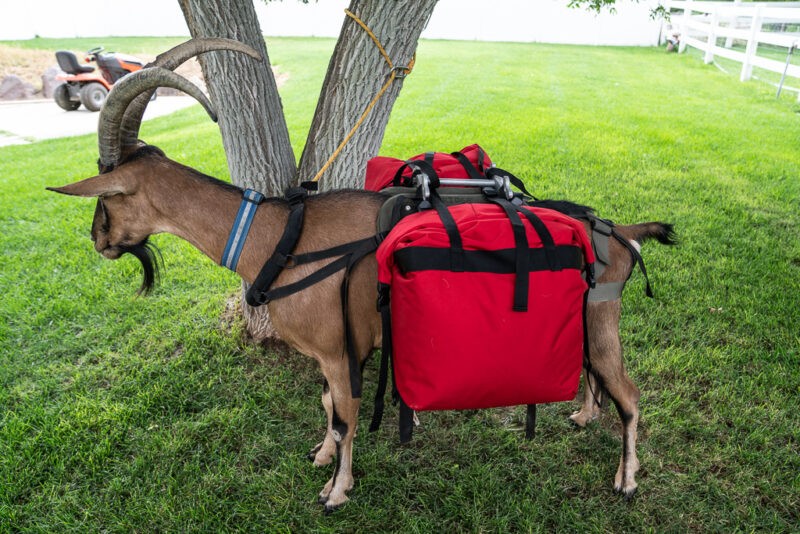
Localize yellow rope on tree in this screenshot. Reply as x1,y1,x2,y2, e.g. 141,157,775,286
311,9,415,183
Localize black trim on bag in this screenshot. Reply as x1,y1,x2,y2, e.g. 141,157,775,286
394,245,584,275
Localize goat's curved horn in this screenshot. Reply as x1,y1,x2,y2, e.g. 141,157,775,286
98,68,218,168
118,38,262,148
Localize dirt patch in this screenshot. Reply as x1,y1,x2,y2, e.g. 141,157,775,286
0,45,288,97
0,45,77,93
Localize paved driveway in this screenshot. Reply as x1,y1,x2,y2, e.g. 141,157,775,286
0,96,197,147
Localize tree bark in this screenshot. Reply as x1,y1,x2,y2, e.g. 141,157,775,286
179,0,296,193
180,0,297,343
297,0,438,189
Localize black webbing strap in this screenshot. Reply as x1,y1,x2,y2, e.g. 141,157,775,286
611,229,654,298
487,196,531,312
514,205,560,272
485,167,536,199
338,236,384,399
587,214,654,299
398,158,466,273
398,398,414,444
260,253,350,302
370,282,414,443
244,180,383,399
525,404,537,440
245,185,310,307
369,284,392,432
392,157,438,187
451,150,485,180
430,191,465,272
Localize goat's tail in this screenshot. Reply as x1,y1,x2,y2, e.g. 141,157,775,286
618,222,677,247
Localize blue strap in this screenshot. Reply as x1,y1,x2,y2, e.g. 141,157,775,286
221,189,264,271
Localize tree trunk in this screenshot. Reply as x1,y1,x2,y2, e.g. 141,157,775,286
179,0,438,341
179,0,296,193
180,0,297,344
297,0,438,189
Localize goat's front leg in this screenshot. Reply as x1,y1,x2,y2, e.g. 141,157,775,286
309,380,336,466
317,363,360,513
570,368,604,427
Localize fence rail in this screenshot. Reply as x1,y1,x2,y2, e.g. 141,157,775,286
665,0,800,99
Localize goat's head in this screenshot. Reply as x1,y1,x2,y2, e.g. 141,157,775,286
47,39,261,293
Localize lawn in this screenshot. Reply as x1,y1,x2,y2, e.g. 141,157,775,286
1,36,799,532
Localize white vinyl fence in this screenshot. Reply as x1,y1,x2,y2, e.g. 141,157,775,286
664,0,800,98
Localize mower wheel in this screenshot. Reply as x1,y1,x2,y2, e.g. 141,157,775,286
80,82,108,112
54,84,80,111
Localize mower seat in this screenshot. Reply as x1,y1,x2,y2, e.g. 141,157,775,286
56,51,94,75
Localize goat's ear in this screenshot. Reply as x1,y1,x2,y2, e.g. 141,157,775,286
46,170,136,198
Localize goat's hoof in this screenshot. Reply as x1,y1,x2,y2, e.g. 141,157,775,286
308,443,322,462
318,493,329,505
323,503,341,516
323,493,349,515
568,411,597,428
613,482,638,501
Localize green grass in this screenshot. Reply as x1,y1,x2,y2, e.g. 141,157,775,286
1,37,799,532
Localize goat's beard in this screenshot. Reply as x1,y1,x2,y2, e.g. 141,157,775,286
118,238,162,296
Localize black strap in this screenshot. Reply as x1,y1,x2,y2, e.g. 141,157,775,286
514,205,560,272
339,236,383,399
485,167,536,199
260,253,350,302
429,191,465,272
369,284,392,432
398,398,414,444
487,196,531,312
451,150,485,180
392,158,439,188
282,235,379,269
245,187,309,307
525,404,537,440
611,229,654,298
587,214,654,299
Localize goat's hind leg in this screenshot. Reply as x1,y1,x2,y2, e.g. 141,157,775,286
309,380,336,466
585,300,641,499
570,368,604,427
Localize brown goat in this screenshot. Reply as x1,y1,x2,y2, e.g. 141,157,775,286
48,39,673,511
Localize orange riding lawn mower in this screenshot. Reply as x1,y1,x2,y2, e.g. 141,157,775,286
54,47,152,111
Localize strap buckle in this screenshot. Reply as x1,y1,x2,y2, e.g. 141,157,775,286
388,65,409,79
241,188,264,205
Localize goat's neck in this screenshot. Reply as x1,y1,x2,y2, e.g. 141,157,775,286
150,169,287,284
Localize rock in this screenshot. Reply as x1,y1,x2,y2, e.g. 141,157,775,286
41,65,66,98
0,75,36,100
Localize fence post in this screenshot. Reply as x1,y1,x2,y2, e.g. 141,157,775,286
725,0,741,48
679,0,693,53
705,8,719,64
740,4,763,81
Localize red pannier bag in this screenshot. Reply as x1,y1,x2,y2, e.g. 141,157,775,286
375,202,595,414
365,144,492,191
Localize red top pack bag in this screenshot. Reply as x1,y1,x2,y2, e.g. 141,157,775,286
365,144,492,191
369,165,595,442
